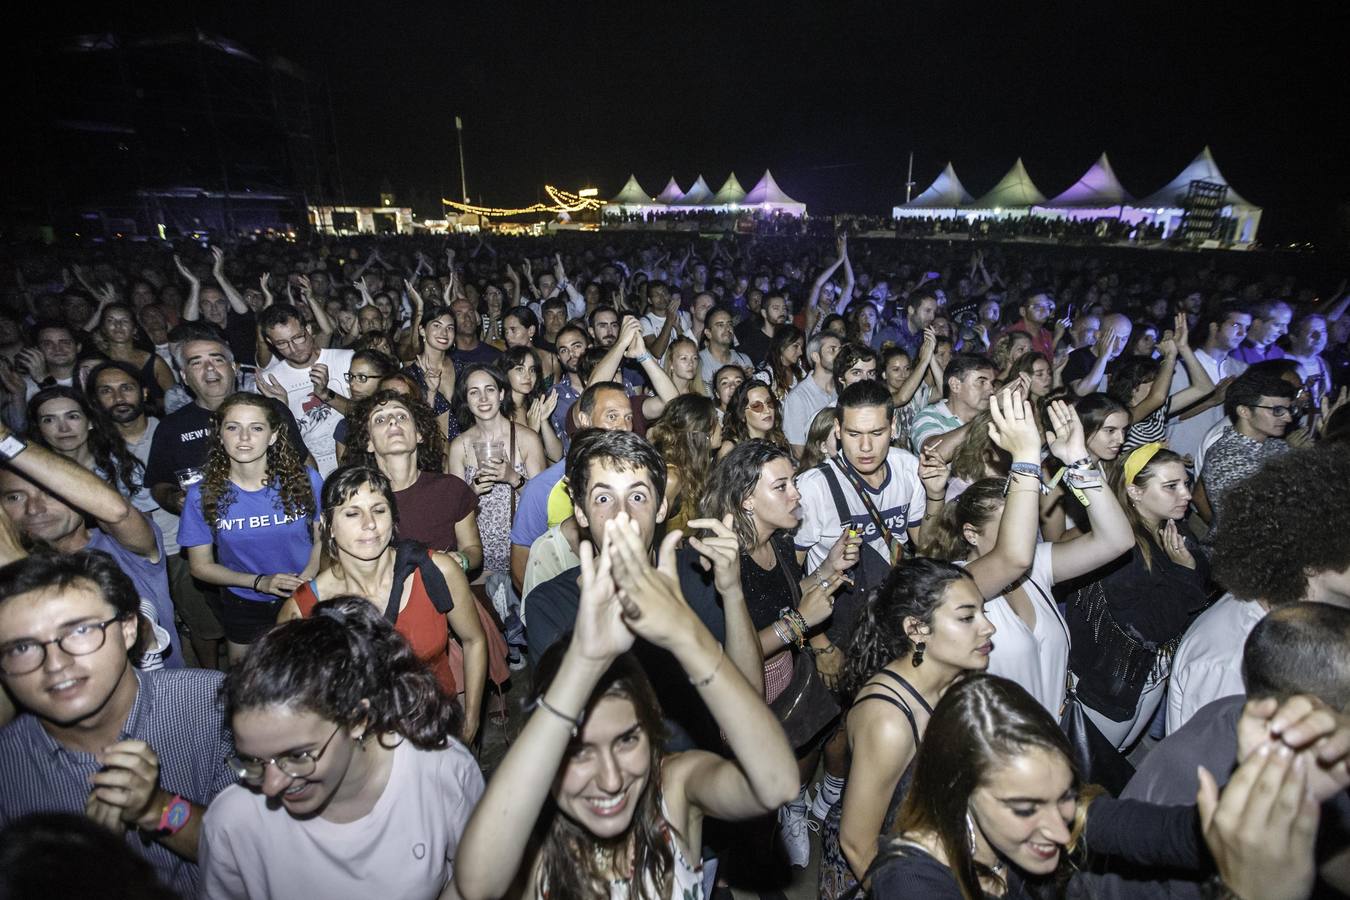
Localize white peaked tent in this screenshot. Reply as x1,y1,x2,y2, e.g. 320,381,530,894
676,175,715,207
973,158,1046,213
1034,153,1147,223
604,174,656,214
655,177,687,205
893,162,975,219
710,172,748,207
1129,146,1262,244
741,170,806,216
1044,153,1133,209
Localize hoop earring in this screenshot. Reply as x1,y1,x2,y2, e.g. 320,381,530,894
911,641,926,667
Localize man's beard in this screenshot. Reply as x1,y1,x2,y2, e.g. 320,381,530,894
106,402,143,424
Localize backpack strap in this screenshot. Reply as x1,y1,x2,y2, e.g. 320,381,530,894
818,461,856,531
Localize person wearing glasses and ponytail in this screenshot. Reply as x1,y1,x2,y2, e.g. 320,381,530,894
200,597,483,900
1065,442,1209,752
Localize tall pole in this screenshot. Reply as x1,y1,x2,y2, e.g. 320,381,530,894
905,151,915,204
455,116,469,204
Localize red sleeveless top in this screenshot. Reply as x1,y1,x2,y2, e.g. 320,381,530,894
293,568,456,695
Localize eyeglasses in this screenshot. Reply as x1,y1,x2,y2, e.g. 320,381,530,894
226,722,343,785
345,372,378,383
269,334,310,351
0,615,128,676
1252,404,1295,418
746,400,773,413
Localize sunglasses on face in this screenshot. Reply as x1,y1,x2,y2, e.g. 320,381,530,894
746,400,772,413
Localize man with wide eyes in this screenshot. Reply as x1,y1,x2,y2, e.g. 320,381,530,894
523,429,762,751
0,551,235,897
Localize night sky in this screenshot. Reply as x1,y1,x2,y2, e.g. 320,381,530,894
16,2,1350,243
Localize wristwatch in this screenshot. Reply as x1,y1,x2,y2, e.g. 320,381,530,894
0,434,27,461
155,794,192,835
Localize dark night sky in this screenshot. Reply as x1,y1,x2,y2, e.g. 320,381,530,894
16,2,1350,242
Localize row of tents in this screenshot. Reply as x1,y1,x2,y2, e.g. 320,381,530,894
893,147,1261,246
604,170,805,217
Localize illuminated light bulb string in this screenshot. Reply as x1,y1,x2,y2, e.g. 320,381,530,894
440,186,604,218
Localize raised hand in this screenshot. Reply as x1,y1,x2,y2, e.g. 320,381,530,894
0,357,24,395
918,445,950,500
1236,695,1350,804
1044,399,1089,464
16,347,48,382
1159,519,1195,569
173,254,199,286
918,326,938,361
308,363,331,397
823,528,862,576
605,513,700,650
1172,311,1189,348
798,570,849,628
552,253,566,284
572,535,635,663
255,373,289,403
1197,744,1318,900
1093,322,1118,357
210,245,226,274
295,274,313,298
985,388,1042,460
685,516,741,597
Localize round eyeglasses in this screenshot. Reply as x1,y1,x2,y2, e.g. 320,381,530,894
226,722,344,785
0,615,128,676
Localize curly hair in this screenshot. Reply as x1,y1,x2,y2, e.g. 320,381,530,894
531,643,673,900
720,379,790,453
1106,355,1163,409
224,595,464,745
648,394,720,526
841,558,974,700
26,385,144,499
343,389,445,472
699,439,793,551
200,392,313,530
1212,445,1350,606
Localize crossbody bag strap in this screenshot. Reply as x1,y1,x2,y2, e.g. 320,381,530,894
826,456,901,564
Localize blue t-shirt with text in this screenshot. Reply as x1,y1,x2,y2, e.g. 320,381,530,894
177,468,323,602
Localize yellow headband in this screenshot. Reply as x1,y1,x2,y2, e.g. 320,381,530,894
1123,442,1164,486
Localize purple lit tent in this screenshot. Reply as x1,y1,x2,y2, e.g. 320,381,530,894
741,170,806,216
675,174,715,207
893,162,975,219
1034,153,1139,220
654,176,687,206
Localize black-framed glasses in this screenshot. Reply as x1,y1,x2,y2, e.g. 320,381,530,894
0,615,128,676
226,723,344,785
1252,404,1295,418
345,372,378,383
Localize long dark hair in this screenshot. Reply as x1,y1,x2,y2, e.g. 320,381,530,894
223,595,464,744
648,394,719,526
699,439,792,550
498,345,545,408
531,643,673,900
26,385,144,498
886,674,1089,900
767,325,806,398
201,392,313,529
720,379,790,452
841,558,974,700
452,363,515,432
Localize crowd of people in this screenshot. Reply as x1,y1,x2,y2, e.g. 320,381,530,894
0,229,1349,900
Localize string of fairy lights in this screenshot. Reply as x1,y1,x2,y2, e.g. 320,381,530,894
440,185,604,218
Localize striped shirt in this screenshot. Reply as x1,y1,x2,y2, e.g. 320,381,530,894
0,667,236,897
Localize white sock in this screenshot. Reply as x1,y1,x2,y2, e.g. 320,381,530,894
819,774,844,805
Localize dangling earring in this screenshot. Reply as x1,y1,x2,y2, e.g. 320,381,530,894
911,641,926,667
966,811,978,857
